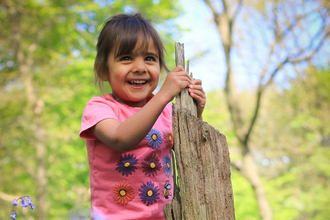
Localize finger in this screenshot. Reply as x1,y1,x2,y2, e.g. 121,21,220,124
189,90,206,102
191,79,202,85
174,72,193,82
170,69,192,78
188,84,204,93
172,66,185,72
175,75,192,85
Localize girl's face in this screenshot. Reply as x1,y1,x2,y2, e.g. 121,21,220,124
105,38,161,107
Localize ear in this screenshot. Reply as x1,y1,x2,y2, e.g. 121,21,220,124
102,73,109,81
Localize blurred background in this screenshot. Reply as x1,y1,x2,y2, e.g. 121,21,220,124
0,0,329,219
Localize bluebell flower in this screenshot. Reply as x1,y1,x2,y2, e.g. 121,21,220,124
30,204,36,210
10,195,36,219
12,199,18,206
91,211,106,220
10,211,17,220
27,196,35,209
21,197,29,207
27,196,33,205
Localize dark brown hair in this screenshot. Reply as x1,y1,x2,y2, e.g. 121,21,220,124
94,13,169,93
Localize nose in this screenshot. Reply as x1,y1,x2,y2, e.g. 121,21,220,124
132,58,147,74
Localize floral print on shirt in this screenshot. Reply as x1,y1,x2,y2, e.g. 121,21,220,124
164,129,173,148
139,181,160,206
115,153,138,177
162,154,172,177
113,181,135,205
141,153,161,177
145,128,163,149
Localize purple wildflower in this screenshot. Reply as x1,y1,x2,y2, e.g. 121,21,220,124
10,195,36,220
27,196,35,209
91,211,106,220
21,197,29,207
12,199,18,206
10,211,17,220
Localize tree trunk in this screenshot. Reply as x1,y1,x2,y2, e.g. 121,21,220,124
19,59,47,220
164,43,235,220
17,34,47,220
241,152,272,220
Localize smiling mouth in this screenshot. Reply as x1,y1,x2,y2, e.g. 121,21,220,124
127,80,147,87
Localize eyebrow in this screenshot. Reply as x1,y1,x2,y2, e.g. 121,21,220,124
145,52,159,58
115,51,159,59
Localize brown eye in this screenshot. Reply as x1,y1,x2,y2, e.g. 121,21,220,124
145,56,155,62
120,56,132,61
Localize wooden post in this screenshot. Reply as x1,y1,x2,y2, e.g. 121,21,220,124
164,42,236,220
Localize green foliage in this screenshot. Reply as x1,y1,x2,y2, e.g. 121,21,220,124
253,66,330,219
231,170,260,220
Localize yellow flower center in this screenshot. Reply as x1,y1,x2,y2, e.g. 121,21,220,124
147,190,153,197
124,162,130,167
169,134,172,141
167,162,170,168
119,189,126,197
152,134,157,141
150,162,156,169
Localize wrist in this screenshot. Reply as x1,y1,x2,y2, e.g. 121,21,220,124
154,90,172,105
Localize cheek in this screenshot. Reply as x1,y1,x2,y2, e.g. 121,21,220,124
153,73,160,86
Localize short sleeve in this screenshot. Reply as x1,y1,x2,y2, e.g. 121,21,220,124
79,96,119,140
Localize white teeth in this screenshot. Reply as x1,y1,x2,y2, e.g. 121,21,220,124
129,80,146,84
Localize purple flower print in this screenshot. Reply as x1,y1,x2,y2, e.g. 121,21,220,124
139,181,160,206
163,154,172,177
145,128,163,149
115,153,138,177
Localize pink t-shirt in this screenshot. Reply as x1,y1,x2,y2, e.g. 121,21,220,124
80,94,174,220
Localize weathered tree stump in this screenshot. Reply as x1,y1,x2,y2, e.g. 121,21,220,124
164,43,235,220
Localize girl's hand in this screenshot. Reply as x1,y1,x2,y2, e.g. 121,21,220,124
188,79,206,120
158,66,192,102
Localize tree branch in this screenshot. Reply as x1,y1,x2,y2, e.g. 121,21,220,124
232,0,243,22
290,31,330,64
230,161,242,172
204,0,221,19
0,191,18,202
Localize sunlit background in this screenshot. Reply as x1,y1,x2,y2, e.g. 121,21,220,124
1,0,330,219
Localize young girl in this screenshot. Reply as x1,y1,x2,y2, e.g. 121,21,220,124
80,13,206,220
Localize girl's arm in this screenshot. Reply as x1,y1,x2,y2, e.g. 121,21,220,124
90,66,193,152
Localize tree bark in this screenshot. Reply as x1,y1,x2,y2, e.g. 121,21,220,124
164,43,235,219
